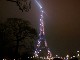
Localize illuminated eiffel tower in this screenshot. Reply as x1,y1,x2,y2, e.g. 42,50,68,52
34,0,53,59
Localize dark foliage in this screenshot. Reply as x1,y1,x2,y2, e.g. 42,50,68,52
0,18,38,60
7,0,31,12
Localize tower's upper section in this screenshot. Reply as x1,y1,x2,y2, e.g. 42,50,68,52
39,10,45,37
35,0,45,36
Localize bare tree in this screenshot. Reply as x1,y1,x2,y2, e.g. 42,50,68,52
7,0,31,12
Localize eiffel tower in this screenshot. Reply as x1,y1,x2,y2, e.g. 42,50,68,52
34,0,53,60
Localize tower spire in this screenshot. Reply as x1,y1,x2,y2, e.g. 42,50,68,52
34,0,53,59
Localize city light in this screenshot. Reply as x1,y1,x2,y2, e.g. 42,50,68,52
77,51,79,53
73,56,75,57
77,54,79,56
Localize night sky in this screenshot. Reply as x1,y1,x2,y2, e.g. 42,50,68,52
0,0,80,57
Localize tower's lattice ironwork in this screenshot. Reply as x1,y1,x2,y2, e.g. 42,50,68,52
34,0,53,59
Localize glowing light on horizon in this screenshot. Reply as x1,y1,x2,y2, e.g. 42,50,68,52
77,51,79,53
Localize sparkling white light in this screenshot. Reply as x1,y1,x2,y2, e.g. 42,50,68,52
34,0,52,59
